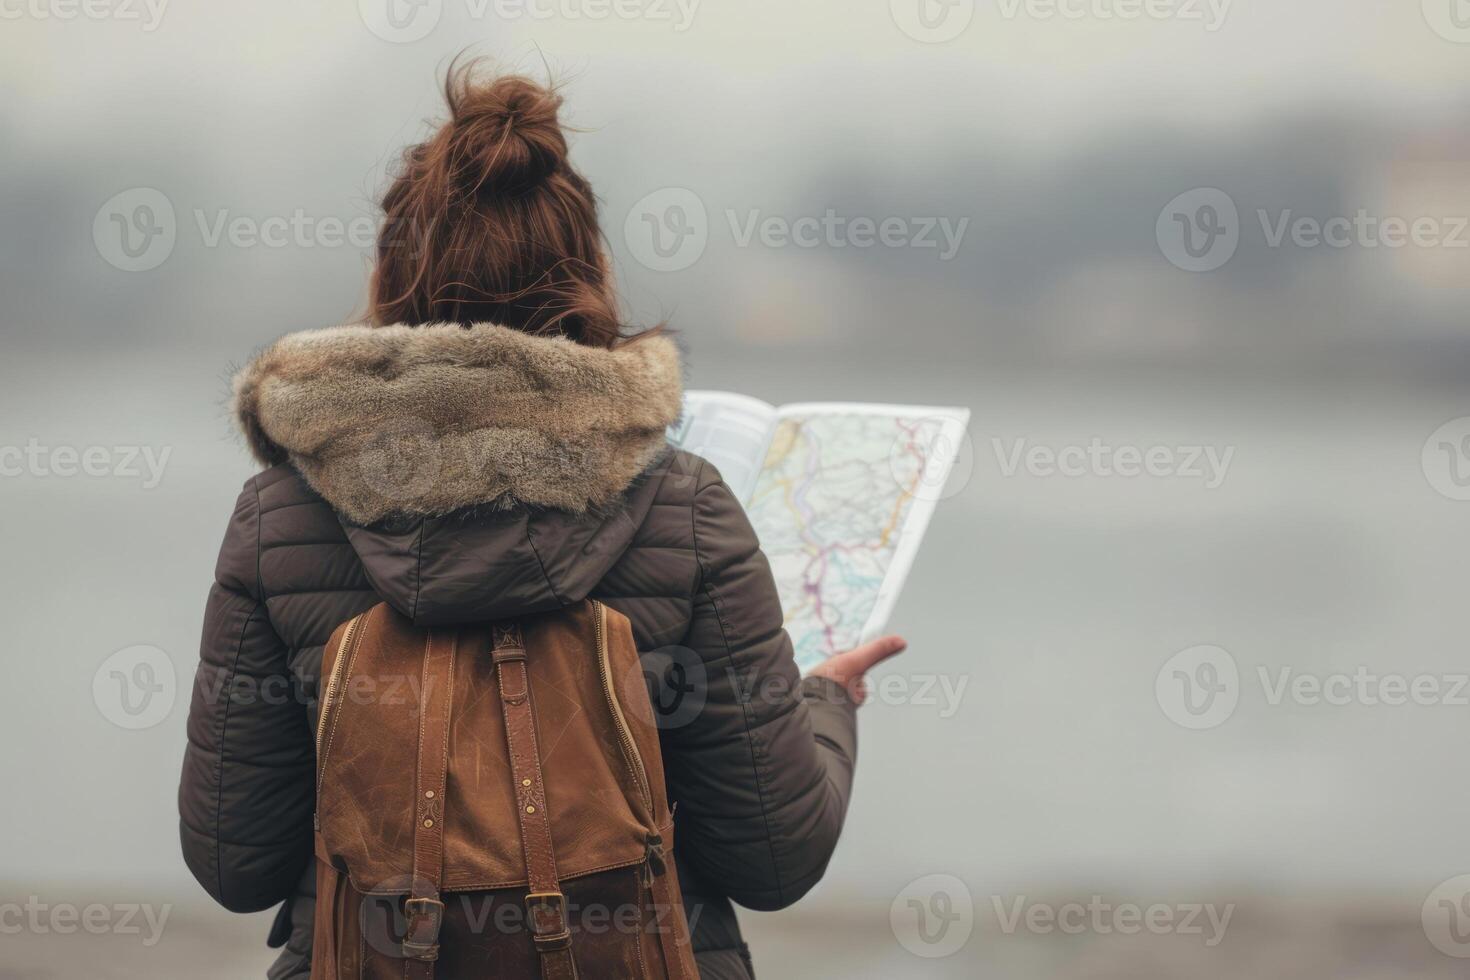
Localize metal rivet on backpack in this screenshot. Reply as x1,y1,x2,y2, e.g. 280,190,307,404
425,790,435,799
423,819,434,828
526,805,536,814
521,779,531,787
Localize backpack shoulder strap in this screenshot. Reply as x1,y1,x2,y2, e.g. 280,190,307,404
402,629,457,974
493,622,580,980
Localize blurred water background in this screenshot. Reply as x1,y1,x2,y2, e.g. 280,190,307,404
4,1,1470,976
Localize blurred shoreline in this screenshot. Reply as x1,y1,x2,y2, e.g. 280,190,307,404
4,880,1463,979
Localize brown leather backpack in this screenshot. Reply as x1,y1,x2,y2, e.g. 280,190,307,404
310,598,698,979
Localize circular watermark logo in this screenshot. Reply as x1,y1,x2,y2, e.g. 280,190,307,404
890,873,974,958
92,645,176,730
1423,875,1470,957
628,645,708,732
1423,0,1470,43
1422,417,1470,501
623,188,708,272
359,0,442,43
888,417,974,503
890,0,975,43
355,416,445,507
1156,188,1239,273
93,188,176,272
1155,644,1238,730
352,873,441,958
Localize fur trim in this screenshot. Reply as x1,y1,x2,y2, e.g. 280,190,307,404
232,323,682,525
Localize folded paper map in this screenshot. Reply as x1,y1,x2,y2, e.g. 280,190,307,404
669,392,970,672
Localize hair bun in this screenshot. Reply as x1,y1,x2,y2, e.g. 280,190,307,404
444,69,567,197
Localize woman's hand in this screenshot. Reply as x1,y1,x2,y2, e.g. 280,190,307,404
808,635,907,705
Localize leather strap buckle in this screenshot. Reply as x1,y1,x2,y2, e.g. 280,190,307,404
525,891,571,949
492,624,525,655
402,896,444,961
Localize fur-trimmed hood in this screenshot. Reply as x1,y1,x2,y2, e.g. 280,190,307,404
233,323,683,526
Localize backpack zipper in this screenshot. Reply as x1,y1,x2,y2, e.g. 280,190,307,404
592,600,652,812
315,611,366,791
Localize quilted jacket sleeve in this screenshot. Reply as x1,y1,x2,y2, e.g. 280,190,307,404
669,460,859,911
178,478,315,913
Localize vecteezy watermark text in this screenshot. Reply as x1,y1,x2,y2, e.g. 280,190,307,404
1156,644,1470,730
994,0,1230,30
357,0,699,43
193,208,381,251
1,439,171,488
1158,187,1470,273
622,188,969,272
991,437,1234,489
889,874,1233,960
0,897,171,946
0,0,168,30
991,895,1234,947
94,187,402,272
635,647,970,729
890,0,1229,44
726,210,968,261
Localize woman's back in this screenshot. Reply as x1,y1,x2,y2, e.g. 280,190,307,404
177,63,888,979
181,319,858,978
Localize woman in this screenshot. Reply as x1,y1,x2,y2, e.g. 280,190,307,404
178,63,905,980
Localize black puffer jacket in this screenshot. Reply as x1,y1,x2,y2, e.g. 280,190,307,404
178,324,858,979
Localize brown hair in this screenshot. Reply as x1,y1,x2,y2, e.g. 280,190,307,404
369,60,638,348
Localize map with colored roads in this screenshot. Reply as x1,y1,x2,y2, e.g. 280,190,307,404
745,413,948,670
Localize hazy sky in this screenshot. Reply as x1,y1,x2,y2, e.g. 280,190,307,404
5,0,1470,916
